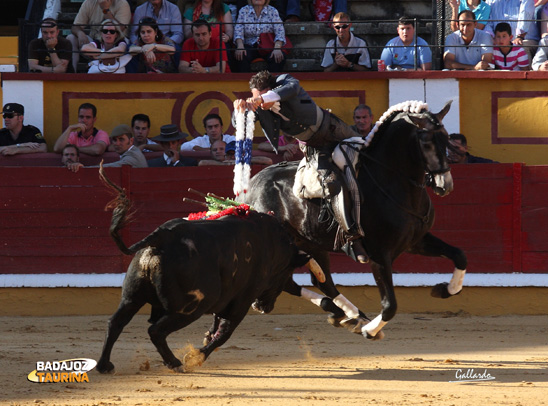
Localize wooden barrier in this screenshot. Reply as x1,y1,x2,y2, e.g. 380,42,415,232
0,163,546,286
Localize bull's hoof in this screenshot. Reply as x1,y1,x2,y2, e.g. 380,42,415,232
172,365,185,373
327,313,345,328
431,282,461,299
364,330,385,341
164,358,183,371
340,317,368,335
96,360,115,374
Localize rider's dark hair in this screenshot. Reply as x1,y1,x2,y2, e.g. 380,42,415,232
249,71,277,91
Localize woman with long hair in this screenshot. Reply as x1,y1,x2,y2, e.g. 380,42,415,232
183,0,233,44
129,17,177,73
81,19,129,73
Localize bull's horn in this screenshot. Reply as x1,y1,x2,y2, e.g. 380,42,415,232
306,258,326,283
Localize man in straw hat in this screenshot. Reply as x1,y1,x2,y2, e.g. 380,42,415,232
147,124,197,167
66,124,148,172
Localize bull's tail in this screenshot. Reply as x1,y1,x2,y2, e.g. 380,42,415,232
99,163,140,255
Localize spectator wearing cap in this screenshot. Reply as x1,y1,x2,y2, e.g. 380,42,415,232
0,103,47,156
181,113,235,151
147,124,198,167
54,103,110,156
66,124,148,172
199,139,272,166
28,18,74,73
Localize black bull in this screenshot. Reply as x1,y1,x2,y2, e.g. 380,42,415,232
244,102,468,339
96,174,321,373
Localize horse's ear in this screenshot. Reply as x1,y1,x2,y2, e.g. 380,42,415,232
434,100,452,122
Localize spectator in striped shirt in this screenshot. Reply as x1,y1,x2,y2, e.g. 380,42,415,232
493,22,529,71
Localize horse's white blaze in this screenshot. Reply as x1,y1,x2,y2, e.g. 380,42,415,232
333,294,360,319
433,173,445,189
362,314,387,337
300,287,324,307
448,268,466,295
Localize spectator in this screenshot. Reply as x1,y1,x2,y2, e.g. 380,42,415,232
67,0,131,72
380,16,432,71
485,0,536,60
447,0,491,31
199,139,273,165
66,124,148,172
148,124,198,167
321,12,371,72
129,17,177,73
54,102,110,156
0,103,47,156
447,133,497,163
28,18,74,73
183,0,233,44
444,10,494,70
61,144,80,166
179,19,230,73
234,0,286,72
81,19,130,73
131,0,183,47
282,0,347,22
532,34,548,69
493,22,529,70
351,104,374,137
181,113,235,151
258,133,303,161
131,113,163,152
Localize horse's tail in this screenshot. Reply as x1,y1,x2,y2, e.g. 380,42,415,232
99,164,139,256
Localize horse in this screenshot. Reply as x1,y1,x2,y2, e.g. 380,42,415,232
244,100,467,340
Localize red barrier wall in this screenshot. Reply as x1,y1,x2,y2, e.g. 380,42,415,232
0,163,546,278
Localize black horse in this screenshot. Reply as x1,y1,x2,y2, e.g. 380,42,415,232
245,101,467,339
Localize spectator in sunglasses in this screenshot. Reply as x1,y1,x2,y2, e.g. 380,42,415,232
321,12,371,72
28,18,74,73
0,103,47,156
81,19,130,73
67,0,131,72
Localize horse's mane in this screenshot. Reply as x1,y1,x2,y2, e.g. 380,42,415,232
364,100,429,148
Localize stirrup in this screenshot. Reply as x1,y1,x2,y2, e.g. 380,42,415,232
341,240,369,264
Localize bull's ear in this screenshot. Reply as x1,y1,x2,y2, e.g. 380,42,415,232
293,250,311,268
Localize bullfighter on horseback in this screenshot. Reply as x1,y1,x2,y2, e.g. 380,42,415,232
233,70,368,263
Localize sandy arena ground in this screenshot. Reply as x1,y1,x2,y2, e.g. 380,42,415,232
2,311,548,406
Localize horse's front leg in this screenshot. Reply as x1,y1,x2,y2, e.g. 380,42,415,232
409,232,467,298
360,259,397,340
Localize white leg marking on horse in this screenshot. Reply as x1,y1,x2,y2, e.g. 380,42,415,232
333,294,360,319
300,288,324,307
448,268,466,295
363,314,387,337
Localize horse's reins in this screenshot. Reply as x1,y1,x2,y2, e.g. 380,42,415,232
340,117,449,224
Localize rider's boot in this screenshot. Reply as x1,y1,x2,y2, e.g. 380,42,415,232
351,239,369,264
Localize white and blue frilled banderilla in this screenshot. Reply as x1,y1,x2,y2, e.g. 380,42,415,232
233,110,255,197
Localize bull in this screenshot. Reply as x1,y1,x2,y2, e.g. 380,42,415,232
96,169,323,373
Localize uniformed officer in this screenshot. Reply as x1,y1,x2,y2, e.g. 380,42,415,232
0,103,47,156
233,70,368,263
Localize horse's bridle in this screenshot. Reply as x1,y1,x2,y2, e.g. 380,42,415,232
340,118,450,224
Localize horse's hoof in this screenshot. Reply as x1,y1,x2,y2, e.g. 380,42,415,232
431,282,452,299
340,317,368,335
96,361,115,374
327,314,345,328
365,330,385,341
